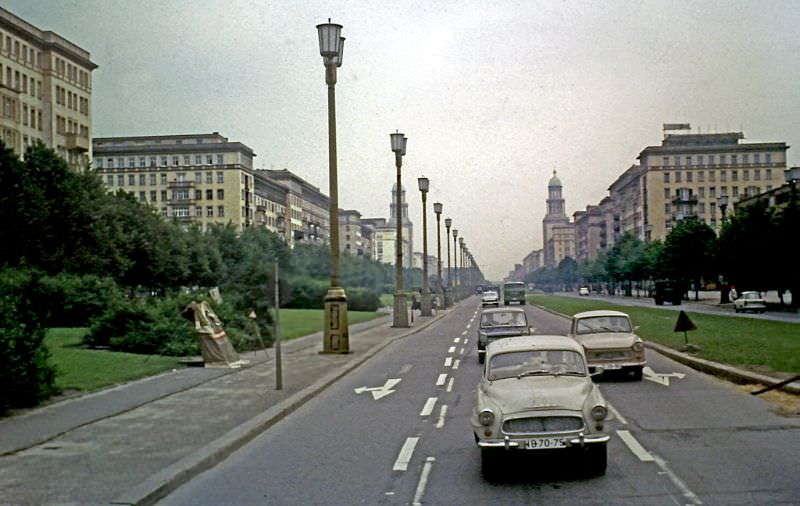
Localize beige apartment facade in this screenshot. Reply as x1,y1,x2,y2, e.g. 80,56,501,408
263,169,330,246
0,7,96,168
339,210,371,257
93,133,256,231
253,171,289,238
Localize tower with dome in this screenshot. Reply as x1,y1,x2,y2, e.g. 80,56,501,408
542,170,575,267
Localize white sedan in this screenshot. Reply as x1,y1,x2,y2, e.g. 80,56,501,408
734,291,766,313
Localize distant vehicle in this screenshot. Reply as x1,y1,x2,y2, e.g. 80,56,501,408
471,335,609,479
734,291,766,313
653,280,682,306
481,290,500,307
578,286,590,296
477,307,532,363
502,281,526,305
568,310,646,380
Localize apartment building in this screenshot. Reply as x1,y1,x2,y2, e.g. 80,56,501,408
636,129,788,239
339,209,370,257
93,133,256,231
573,205,606,263
0,7,96,168
262,169,329,246
253,172,289,238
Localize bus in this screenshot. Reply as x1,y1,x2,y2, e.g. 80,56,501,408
502,281,526,305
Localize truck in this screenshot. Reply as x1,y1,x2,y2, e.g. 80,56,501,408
502,281,526,305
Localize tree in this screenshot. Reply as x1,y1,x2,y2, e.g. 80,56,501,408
558,257,578,291
661,218,717,300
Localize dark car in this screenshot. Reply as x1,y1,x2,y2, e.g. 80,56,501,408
477,307,532,363
653,280,682,306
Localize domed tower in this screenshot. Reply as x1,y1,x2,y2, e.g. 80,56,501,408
389,183,413,268
542,170,570,267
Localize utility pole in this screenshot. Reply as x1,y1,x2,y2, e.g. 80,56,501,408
274,258,282,390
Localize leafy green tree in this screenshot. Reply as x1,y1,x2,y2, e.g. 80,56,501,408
558,257,578,290
661,218,717,300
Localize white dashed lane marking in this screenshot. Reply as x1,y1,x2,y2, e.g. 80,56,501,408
393,437,420,471
420,397,438,416
436,373,447,386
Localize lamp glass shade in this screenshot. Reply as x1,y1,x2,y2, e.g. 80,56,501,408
390,132,405,153
444,218,452,228
433,202,442,214
785,167,800,182
452,229,458,238
401,136,408,156
316,22,342,58
718,195,729,206
418,176,429,193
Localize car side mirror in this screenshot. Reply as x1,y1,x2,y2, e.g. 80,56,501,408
590,366,605,377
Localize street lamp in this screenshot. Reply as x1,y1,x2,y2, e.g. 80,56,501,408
459,238,466,292
716,194,731,303
418,176,432,316
718,194,729,224
433,202,444,309
316,19,348,353
452,228,459,298
445,217,452,307
391,131,409,328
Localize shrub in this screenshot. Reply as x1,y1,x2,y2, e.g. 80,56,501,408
346,288,381,311
0,268,58,415
285,276,328,309
39,273,125,327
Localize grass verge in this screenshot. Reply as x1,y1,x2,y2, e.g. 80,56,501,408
274,308,384,340
528,294,799,376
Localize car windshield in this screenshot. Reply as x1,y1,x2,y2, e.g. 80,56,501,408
743,292,760,300
481,311,526,328
487,350,587,380
575,316,632,334
482,291,497,298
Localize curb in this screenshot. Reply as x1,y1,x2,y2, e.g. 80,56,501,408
529,302,800,395
111,304,457,505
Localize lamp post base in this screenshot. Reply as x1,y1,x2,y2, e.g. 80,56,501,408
322,286,349,354
421,289,433,316
392,292,409,328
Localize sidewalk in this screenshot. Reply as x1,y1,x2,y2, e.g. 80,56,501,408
0,307,454,506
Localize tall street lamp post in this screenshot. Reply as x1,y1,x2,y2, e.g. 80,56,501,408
418,176,432,316
445,218,452,307
316,20,348,353
717,194,730,303
452,228,459,299
433,202,444,310
459,238,466,291
391,131,409,328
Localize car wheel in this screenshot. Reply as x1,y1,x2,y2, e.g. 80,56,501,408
582,443,607,477
481,448,501,481
630,366,643,381
478,353,485,364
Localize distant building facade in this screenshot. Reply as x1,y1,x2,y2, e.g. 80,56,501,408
339,209,371,257
263,169,329,246
542,170,574,267
1,7,97,169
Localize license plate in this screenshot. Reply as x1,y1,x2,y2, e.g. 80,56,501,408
526,438,567,450
601,363,622,370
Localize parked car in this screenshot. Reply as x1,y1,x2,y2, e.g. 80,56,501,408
734,291,766,313
568,310,646,380
471,335,610,479
653,280,682,306
477,307,532,363
481,290,500,307
578,286,590,296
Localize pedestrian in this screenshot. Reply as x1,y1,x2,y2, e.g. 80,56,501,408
730,286,737,300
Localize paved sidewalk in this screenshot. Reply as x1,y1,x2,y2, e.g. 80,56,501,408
0,306,456,506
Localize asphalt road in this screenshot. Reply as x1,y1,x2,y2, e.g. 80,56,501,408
162,300,800,505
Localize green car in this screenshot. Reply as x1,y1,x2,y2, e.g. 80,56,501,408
502,281,526,305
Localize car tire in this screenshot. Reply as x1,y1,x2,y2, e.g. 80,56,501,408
630,366,643,381
582,443,607,477
478,353,485,364
481,448,501,481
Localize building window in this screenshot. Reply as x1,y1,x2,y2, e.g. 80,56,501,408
139,157,146,167
743,170,749,181
161,190,167,201
196,206,202,217
139,191,146,202
172,156,179,166
217,206,225,217
161,156,168,166
107,175,113,186
754,169,761,181
117,175,124,186
217,189,224,199
720,171,727,182
754,153,761,164
160,174,167,184
686,172,693,183
720,186,728,196
195,172,202,183
675,172,682,183
177,173,186,183
128,157,135,168
161,207,168,217
698,171,704,182
206,206,213,217
216,171,224,183
664,188,670,199
708,154,716,166
96,158,104,169
662,157,669,167
139,174,146,185
195,189,202,200
183,155,190,165
217,154,224,165
674,156,681,167
150,156,157,167
195,155,202,165
698,155,704,166
150,174,156,185
720,154,727,165
743,153,749,164
207,155,214,165
732,170,738,182
206,172,213,183
686,156,692,166
731,154,738,166
206,189,213,200
766,168,772,180
733,187,739,197
663,172,670,183
698,187,705,198
150,190,157,201
765,153,772,163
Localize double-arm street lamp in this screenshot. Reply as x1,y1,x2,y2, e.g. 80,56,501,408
418,176,432,316
445,218,452,307
316,20,348,353
391,131,409,328
433,202,444,310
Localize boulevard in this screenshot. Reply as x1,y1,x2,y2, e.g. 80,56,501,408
162,298,800,505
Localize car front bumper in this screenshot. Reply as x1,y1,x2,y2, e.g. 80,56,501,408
476,433,610,449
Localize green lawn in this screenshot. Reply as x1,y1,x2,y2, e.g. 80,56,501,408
380,293,394,308
46,308,384,392
528,294,800,376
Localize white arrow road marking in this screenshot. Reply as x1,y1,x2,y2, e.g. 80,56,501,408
420,397,438,416
643,367,686,387
617,430,654,462
435,405,448,429
354,378,402,400
393,437,420,471
436,373,447,386
412,457,436,506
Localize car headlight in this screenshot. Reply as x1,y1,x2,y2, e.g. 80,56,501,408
591,405,608,421
478,409,495,426
632,341,644,352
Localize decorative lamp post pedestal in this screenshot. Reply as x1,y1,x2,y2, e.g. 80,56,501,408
323,287,349,353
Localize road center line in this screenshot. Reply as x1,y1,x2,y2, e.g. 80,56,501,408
460,347,465,355
448,346,456,353
653,453,703,505
446,377,454,392
420,397,438,416
393,437,420,471
436,373,447,386
444,357,453,367
411,457,435,506
617,430,654,462
463,338,469,345
461,330,468,336
435,405,448,428
452,359,461,370
453,338,460,343
607,402,627,425
466,323,471,329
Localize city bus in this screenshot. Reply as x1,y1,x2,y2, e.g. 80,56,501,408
502,281,526,305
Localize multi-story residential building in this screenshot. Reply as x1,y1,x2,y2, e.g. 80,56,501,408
93,132,256,231
522,248,543,275
0,7,96,168
606,164,646,240
339,209,370,257
262,169,329,246
636,127,788,239
363,218,404,266
542,171,573,267
253,171,288,237
573,205,606,263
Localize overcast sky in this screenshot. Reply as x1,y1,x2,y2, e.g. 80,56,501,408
8,0,800,280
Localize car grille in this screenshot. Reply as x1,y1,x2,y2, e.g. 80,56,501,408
590,350,631,360
502,416,584,435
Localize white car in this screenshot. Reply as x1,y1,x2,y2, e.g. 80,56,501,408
734,291,766,313
481,290,500,307
568,310,646,380
472,335,610,479
578,287,590,296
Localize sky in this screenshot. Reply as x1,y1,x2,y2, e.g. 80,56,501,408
7,0,800,280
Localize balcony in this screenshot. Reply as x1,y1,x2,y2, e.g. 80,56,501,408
64,133,90,152
168,180,196,189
